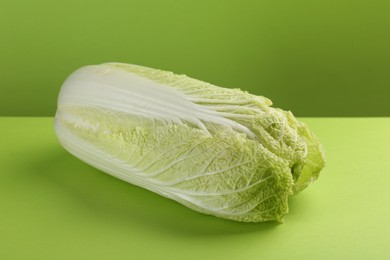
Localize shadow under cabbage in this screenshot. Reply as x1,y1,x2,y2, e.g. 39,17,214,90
33,146,311,237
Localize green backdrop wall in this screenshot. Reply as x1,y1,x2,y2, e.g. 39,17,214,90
1,0,389,117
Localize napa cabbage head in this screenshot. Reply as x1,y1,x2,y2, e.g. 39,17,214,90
54,63,326,222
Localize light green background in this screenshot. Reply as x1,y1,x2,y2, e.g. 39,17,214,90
2,2,389,258
1,117,389,259
1,0,389,116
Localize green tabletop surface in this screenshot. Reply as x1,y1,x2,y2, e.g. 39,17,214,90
1,117,389,259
